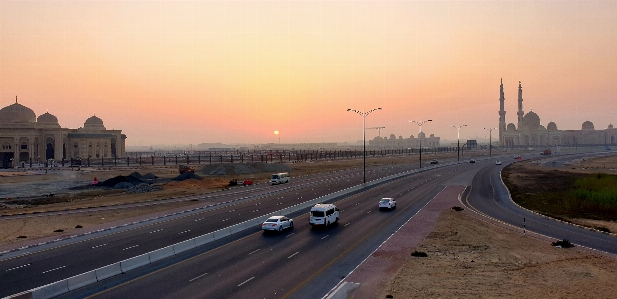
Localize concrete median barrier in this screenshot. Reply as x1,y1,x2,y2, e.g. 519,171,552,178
173,239,196,254
213,228,231,240
149,245,175,262
230,223,244,234
67,270,97,291
194,233,214,246
95,262,122,281
120,253,150,272
31,280,69,299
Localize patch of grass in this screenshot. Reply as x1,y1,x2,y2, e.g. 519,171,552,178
411,251,428,257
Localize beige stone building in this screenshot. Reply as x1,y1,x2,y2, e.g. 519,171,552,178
498,80,617,147
369,132,440,149
0,98,126,168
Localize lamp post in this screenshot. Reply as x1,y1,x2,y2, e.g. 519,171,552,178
484,127,496,158
410,120,432,168
450,125,467,161
348,108,382,184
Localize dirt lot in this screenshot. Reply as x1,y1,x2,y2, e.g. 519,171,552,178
384,208,617,299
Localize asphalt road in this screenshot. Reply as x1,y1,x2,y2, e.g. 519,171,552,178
464,157,617,254
58,161,482,299
1,159,462,297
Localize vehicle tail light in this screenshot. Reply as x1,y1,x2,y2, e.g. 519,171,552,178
262,223,266,226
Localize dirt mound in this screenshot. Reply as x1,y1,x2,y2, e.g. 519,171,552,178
199,162,291,176
100,175,144,187
173,172,203,181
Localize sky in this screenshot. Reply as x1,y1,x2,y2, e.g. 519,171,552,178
1,1,616,147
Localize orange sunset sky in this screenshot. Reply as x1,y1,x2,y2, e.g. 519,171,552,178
1,1,616,146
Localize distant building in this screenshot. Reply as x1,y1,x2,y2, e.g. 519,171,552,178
466,140,478,149
498,80,617,147
368,132,440,149
0,98,126,168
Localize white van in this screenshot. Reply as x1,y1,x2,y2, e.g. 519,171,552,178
309,203,339,226
270,172,290,185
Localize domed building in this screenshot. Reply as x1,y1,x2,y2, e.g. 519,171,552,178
0,97,126,168
498,80,617,148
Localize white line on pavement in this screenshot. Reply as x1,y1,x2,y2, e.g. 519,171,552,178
287,252,299,258
150,229,163,234
189,272,208,282
123,245,139,251
321,235,329,240
248,249,260,255
6,263,30,272
237,277,254,287
286,233,295,238
92,243,107,249
42,265,66,274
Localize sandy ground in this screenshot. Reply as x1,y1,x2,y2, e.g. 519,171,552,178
384,209,617,299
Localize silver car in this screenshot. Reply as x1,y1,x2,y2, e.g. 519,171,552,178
262,216,293,232
379,198,396,210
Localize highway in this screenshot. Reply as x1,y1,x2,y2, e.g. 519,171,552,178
56,161,482,299
464,157,617,254
0,159,461,297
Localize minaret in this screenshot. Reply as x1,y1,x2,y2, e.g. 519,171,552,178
517,81,524,129
498,78,506,146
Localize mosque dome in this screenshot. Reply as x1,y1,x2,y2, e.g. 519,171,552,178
84,115,106,130
522,111,541,130
582,120,594,130
609,124,614,129
37,112,59,124
507,123,516,131
0,100,36,123
547,122,558,131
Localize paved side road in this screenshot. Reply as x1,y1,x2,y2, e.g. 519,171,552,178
328,185,466,299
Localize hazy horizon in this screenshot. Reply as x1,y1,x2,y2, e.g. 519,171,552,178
2,1,616,147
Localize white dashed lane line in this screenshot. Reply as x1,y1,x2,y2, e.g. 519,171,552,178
287,252,299,259
194,218,204,222
42,265,66,274
344,223,350,227
123,245,139,251
178,230,191,235
321,235,329,240
189,272,208,282
6,263,30,272
248,249,260,255
92,243,107,249
237,277,254,287
150,229,163,234
286,233,295,238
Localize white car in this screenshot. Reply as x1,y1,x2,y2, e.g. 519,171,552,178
379,198,396,210
496,160,502,165
262,216,293,232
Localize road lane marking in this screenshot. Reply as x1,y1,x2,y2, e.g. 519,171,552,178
179,230,191,234
91,243,107,249
42,265,66,274
287,252,299,258
237,276,254,287
150,229,163,234
321,235,329,240
6,263,30,271
194,218,203,222
248,249,260,255
344,223,350,227
123,245,139,251
189,272,208,282
286,233,295,238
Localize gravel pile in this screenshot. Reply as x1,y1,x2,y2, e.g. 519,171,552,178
173,172,203,181
142,173,158,179
101,175,144,187
127,183,161,193
112,182,134,189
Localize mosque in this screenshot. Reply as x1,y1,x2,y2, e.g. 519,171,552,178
0,97,126,168
498,80,617,147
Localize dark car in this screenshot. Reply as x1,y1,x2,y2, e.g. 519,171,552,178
469,159,476,163
430,159,438,164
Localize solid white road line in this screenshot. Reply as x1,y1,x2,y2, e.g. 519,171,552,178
42,265,66,274
237,276,255,287
189,272,208,282
287,252,299,259
123,245,139,251
6,263,30,272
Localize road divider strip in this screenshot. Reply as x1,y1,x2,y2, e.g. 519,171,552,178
5,160,479,299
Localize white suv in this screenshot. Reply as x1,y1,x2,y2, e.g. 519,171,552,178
379,198,396,210
309,204,339,226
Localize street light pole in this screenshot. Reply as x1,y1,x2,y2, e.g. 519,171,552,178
450,125,467,161
348,108,382,184
484,127,496,158
410,120,432,169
